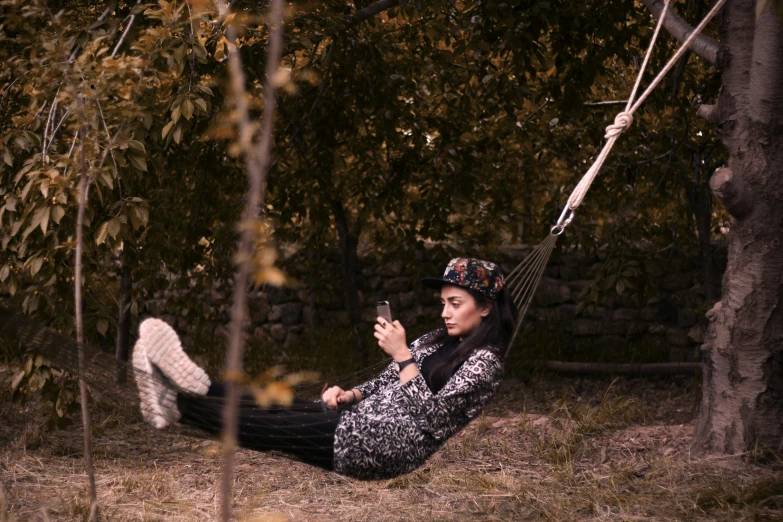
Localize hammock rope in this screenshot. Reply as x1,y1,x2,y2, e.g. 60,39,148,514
557,0,727,220
506,0,726,346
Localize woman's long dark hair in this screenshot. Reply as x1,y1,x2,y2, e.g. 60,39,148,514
424,285,517,390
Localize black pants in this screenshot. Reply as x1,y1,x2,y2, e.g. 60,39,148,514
177,383,341,470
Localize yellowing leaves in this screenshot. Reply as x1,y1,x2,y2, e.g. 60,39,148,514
193,97,208,112
108,218,121,239
2,147,12,167
128,153,147,171
30,206,50,235
248,219,287,287
125,139,148,171
96,318,109,336
251,381,294,409
96,222,110,245
95,217,123,245
182,98,194,120
254,266,286,286
130,205,149,230
214,38,227,61
126,140,146,153
162,120,175,140
39,206,51,234
29,256,44,276
51,205,65,224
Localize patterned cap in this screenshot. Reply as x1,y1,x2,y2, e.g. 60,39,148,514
421,258,505,301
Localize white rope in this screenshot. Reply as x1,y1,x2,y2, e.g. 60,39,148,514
561,0,727,216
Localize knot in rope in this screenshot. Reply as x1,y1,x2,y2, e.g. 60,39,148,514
604,112,634,139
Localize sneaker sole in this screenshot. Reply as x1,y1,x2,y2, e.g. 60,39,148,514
132,339,180,429
139,318,211,395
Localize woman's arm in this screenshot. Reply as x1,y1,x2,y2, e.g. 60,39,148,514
353,360,398,400
355,326,433,399
397,348,503,441
398,362,420,385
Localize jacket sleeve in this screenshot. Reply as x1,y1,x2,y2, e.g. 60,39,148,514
397,348,503,441
353,331,438,400
353,360,397,400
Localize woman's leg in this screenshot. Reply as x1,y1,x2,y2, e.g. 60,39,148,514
177,383,341,470
132,318,339,469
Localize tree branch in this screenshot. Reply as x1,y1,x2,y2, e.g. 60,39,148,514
641,0,722,65
583,100,629,107
69,3,115,63
709,167,753,220
111,0,142,58
50,7,99,519
346,0,400,28
218,0,284,519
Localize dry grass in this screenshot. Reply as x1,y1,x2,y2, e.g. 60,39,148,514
1,369,781,521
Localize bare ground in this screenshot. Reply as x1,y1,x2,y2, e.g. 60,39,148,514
1,371,782,521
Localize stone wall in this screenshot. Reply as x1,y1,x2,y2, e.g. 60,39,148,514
147,243,725,363
495,245,726,362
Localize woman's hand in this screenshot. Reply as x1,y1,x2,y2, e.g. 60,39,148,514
321,385,357,411
374,318,411,362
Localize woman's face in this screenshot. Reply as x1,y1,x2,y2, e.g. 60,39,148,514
440,285,492,339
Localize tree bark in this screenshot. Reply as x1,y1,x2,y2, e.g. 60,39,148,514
218,0,284,519
114,250,132,384
76,125,98,522
709,167,753,219
332,198,367,366
693,0,783,458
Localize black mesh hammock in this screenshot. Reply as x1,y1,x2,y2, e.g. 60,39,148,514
0,232,557,475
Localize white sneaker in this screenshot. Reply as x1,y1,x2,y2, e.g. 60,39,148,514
132,318,211,429
132,341,180,429
138,318,211,395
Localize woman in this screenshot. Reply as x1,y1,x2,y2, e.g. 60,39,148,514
133,257,516,480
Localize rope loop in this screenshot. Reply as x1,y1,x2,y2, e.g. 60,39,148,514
604,111,634,139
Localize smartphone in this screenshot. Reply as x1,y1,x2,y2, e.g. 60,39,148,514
376,301,393,323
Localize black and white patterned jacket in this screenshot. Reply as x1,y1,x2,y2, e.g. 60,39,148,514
332,329,504,480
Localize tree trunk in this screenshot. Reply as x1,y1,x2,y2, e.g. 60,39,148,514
332,198,367,366
114,250,132,384
693,0,783,457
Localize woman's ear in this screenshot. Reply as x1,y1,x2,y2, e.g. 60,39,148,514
479,302,493,318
